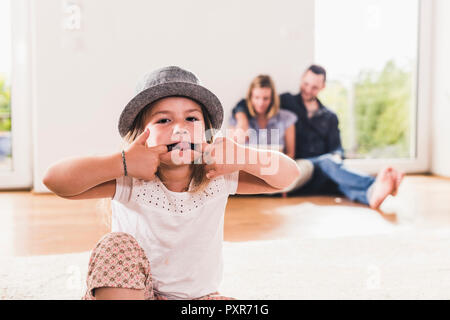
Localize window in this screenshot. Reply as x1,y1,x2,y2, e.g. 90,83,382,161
0,0,33,189
315,0,420,159
0,0,12,171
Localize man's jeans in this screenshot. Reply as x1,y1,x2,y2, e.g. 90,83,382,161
294,154,375,205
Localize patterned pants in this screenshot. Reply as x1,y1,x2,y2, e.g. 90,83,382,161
82,232,234,300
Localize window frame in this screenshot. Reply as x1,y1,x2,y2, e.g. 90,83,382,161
0,0,33,189
315,0,432,175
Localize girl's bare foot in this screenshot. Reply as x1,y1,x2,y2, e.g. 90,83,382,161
369,167,396,209
390,169,405,196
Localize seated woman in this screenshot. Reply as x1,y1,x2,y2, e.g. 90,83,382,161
228,75,313,192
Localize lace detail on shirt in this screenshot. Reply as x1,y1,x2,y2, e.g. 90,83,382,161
132,176,226,214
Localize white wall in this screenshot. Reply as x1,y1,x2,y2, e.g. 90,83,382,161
431,0,450,177
31,0,315,193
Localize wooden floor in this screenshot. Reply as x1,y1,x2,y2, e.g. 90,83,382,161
0,175,449,257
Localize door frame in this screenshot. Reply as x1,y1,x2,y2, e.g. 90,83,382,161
0,0,33,189
317,0,433,175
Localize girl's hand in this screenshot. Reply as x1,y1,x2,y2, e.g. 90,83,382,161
123,128,168,181
228,127,249,145
202,136,242,179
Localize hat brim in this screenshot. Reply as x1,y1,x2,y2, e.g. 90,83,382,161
118,82,223,138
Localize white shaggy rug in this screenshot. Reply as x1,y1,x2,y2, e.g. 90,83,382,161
2,203,450,300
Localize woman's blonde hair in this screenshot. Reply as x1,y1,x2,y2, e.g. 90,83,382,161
246,75,280,119
98,97,215,229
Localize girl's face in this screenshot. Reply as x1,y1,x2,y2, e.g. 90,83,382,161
250,87,272,116
144,97,206,165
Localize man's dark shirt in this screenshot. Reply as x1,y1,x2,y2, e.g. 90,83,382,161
231,93,344,159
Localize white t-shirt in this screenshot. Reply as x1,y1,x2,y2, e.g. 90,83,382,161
111,170,240,300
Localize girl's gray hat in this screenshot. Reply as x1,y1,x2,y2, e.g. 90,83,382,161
118,66,223,138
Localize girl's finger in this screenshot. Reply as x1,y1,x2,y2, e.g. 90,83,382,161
206,170,216,179
135,128,150,145
148,144,168,154
202,144,215,165
201,142,213,153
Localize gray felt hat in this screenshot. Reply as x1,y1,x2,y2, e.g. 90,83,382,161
118,66,223,138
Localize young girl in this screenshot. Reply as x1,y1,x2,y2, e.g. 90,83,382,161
43,66,301,300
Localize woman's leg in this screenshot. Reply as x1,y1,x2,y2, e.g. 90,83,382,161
82,232,154,300
266,159,314,196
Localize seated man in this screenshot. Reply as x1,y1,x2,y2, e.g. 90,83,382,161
231,65,403,209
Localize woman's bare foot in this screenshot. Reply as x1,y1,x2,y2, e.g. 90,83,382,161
369,167,396,209
390,169,405,196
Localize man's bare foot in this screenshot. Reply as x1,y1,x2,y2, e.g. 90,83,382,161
390,169,405,196
369,167,396,209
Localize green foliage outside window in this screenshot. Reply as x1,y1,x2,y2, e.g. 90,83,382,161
319,61,413,159
0,74,11,132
